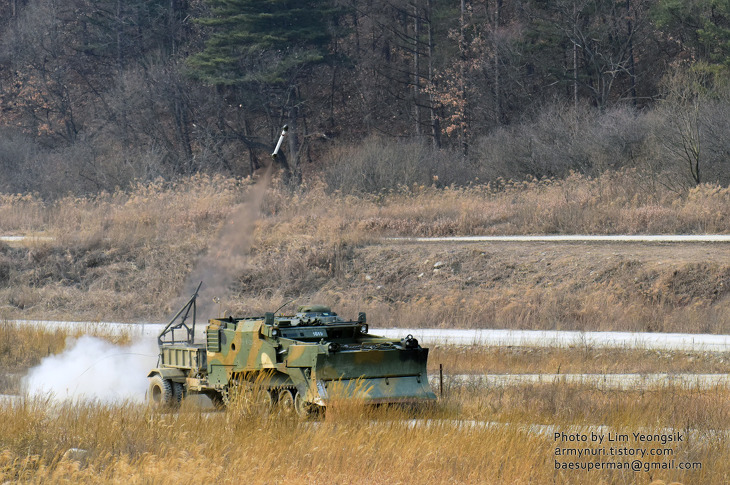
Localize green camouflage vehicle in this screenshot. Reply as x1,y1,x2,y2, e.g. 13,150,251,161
147,286,436,416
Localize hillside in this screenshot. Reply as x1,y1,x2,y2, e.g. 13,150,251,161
1,0,730,197
0,171,728,333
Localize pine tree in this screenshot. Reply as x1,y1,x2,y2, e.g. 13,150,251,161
189,0,336,85
188,0,342,183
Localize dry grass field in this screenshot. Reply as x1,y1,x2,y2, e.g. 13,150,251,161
1,171,730,483
429,344,730,375
0,382,727,484
1,318,729,483
0,170,728,334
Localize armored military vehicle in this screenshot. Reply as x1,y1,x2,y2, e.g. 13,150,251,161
147,286,436,415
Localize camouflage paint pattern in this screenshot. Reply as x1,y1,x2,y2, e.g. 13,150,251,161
150,309,436,410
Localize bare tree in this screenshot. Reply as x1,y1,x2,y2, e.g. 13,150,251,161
532,0,650,110
657,69,730,187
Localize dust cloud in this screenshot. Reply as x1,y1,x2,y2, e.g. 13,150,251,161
21,169,272,403
181,167,272,319
23,335,158,402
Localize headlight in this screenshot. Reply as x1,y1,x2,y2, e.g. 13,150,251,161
271,328,279,337
328,342,340,353
360,324,368,334
401,334,419,349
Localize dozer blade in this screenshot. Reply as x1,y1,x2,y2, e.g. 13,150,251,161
313,348,436,403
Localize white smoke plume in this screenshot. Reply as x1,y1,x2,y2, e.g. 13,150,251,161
23,335,158,403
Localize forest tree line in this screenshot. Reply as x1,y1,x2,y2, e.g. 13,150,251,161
0,0,728,196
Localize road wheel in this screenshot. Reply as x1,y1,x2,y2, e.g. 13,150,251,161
172,381,184,407
148,375,174,408
251,388,274,415
294,391,315,418
276,389,295,416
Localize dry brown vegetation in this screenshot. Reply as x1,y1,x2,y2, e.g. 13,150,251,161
1,316,728,483
429,345,730,376
0,382,726,484
0,322,67,394
0,170,728,335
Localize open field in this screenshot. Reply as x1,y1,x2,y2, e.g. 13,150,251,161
0,171,728,334
0,383,726,484
429,345,730,375
3,316,730,483
1,171,729,482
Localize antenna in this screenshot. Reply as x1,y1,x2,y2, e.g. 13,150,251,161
273,298,296,315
